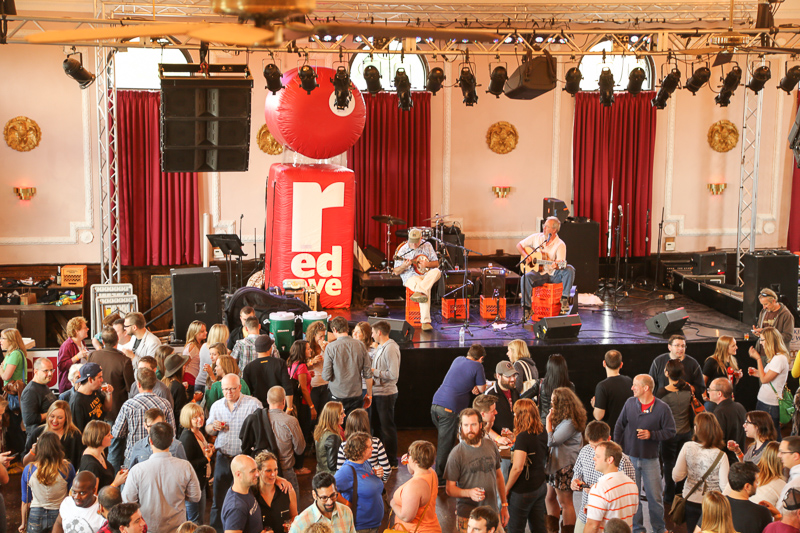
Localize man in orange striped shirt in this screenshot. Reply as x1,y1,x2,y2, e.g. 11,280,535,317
584,441,639,533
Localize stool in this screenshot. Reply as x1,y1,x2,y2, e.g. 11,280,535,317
442,298,469,322
405,288,421,327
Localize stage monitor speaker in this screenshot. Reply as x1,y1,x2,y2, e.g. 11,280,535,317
645,307,688,335
533,314,582,339
171,266,223,342
160,77,253,172
367,316,414,343
557,220,600,293
691,251,727,275
543,198,570,223
742,251,799,326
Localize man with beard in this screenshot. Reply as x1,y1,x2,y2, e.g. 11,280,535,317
289,472,356,533
445,408,509,533
484,362,519,437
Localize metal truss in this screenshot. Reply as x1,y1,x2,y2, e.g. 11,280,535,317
735,60,765,287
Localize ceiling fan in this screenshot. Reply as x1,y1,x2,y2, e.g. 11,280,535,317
26,0,496,48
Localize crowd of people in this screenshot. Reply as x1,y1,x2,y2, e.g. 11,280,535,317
0,286,797,533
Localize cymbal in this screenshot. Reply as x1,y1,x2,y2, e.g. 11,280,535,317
372,215,407,226
424,213,452,222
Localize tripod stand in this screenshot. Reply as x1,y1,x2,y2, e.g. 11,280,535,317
438,238,482,336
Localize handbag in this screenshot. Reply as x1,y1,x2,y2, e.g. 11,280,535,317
769,381,796,425
668,450,724,524
386,474,434,533
687,384,704,415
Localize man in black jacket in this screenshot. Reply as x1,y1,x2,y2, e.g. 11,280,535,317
709,377,747,465
648,335,705,399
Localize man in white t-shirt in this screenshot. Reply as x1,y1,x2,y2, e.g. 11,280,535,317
585,441,639,533
53,471,105,533
516,216,576,321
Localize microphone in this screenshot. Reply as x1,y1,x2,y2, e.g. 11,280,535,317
618,205,623,216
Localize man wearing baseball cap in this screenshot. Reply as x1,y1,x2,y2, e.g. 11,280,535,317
242,335,293,412
484,361,520,439
765,488,800,533
69,362,114,432
392,227,441,331
753,288,795,357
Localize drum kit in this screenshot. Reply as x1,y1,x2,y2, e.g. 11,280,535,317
371,212,460,273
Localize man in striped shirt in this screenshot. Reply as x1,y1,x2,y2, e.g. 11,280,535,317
585,441,639,533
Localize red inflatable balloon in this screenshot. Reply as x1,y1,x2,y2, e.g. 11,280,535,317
265,66,366,159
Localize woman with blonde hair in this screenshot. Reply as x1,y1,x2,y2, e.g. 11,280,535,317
698,491,736,533
202,343,228,391
57,317,89,393
507,339,538,394
306,321,332,421
20,431,76,533
391,440,440,533
204,354,249,409
179,403,213,524
1,328,28,456
673,412,729,533
195,323,229,393
182,320,207,387
506,398,547,533
749,326,790,441
545,387,586,533
703,336,742,411
750,441,786,506
23,400,83,467
314,401,344,474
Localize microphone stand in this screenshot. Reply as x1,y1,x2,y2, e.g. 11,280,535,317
612,206,623,307
653,207,665,292
438,238,483,335
622,203,631,290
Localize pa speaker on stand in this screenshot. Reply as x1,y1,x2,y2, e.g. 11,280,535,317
171,267,223,342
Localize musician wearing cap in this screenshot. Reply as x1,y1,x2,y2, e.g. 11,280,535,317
516,216,575,322
393,228,441,331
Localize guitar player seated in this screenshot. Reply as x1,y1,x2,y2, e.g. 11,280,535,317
516,216,576,321
393,227,441,331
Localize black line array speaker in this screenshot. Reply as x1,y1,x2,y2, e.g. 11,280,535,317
557,220,600,293
160,77,253,172
171,266,223,342
533,314,582,339
367,316,414,343
645,307,688,335
742,251,799,326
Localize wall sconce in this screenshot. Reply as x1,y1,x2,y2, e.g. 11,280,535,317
707,183,726,195
14,187,36,200
492,186,511,198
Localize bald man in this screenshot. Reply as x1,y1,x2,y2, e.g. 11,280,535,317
222,455,262,533
53,470,104,533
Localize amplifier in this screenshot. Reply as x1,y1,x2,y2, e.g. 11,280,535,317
481,267,506,298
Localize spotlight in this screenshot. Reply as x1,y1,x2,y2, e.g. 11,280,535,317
63,54,95,89
363,65,383,95
746,65,771,94
458,66,478,106
598,68,614,107
564,67,583,96
779,65,800,94
394,68,413,111
263,63,284,94
486,65,508,98
715,65,742,107
331,66,351,110
627,67,646,95
651,68,681,109
426,67,445,95
298,64,318,94
685,67,711,95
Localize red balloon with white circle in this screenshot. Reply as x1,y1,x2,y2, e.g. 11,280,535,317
264,66,366,160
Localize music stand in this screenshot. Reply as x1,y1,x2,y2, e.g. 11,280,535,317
206,234,247,293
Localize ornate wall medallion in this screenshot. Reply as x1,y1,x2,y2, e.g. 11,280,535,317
486,121,519,154
4,116,42,152
707,120,739,153
257,124,284,155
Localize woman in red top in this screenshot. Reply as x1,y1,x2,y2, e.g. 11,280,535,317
57,317,89,393
288,340,315,476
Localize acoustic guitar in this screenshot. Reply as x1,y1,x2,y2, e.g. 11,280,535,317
520,246,566,275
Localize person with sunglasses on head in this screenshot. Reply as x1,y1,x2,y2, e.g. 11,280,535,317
21,358,58,436
752,289,794,361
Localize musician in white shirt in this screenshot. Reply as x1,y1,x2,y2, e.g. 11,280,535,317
516,216,575,321
393,228,441,331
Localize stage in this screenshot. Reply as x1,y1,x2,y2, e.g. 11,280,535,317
326,286,760,428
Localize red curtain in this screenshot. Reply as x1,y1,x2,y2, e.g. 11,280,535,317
573,91,657,257
347,92,431,253
116,90,201,266
787,91,800,252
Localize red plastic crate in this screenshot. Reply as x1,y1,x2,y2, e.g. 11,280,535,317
405,288,421,327
532,283,563,305
442,298,469,321
532,303,562,321
480,295,506,319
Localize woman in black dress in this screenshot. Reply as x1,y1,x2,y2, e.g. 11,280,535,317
253,451,297,532
179,402,214,525
78,420,127,489
162,351,190,434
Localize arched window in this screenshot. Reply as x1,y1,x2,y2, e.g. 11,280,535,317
115,42,191,90
349,40,428,91
578,39,654,91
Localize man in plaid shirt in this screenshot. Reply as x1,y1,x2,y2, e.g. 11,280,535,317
571,421,636,533
230,316,261,372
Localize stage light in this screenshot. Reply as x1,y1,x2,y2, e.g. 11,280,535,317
63,54,95,89
263,63,284,94
651,68,681,109
394,68,413,111
626,67,646,95
426,67,445,95
458,66,478,106
564,67,583,96
685,66,711,95
298,64,318,94
778,65,800,94
598,68,614,107
363,65,382,95
746,65,771,94
715,65,742,107
486,65,508,98
331,66,351,110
